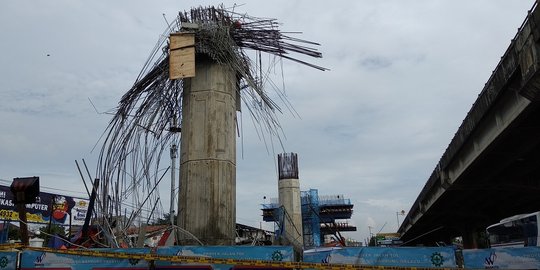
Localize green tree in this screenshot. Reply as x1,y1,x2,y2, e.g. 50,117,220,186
152,213,177,225
368,236,376,246
7,224,20,241
39,224,67,246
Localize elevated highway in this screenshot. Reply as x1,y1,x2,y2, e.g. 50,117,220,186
399,2,540,248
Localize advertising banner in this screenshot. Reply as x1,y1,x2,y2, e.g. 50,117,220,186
20,248,150,270
303,246,456,268
156,246,293,270
462,247,540,269
0,184,89,226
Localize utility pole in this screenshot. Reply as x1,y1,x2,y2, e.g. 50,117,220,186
368,226,373,246
170,143,177,226
396,210,405,231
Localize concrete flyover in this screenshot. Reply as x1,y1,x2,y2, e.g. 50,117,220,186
399,2,540,248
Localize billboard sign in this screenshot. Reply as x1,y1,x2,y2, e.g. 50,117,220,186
0,184,89,226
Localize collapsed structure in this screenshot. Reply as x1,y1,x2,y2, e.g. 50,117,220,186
94,5,326,247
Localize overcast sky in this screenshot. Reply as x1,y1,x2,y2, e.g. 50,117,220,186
0,1,534,244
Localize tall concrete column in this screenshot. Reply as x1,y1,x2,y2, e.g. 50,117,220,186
278,153,304,254
178,55,237,245
462,228,488,249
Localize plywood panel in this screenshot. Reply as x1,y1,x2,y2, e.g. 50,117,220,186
169,33,195,79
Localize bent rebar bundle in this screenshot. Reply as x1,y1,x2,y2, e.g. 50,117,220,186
94,4,326,247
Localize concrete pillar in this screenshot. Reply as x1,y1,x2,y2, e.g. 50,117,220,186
462,229,488,249
278,153,304,254
177,55,237,245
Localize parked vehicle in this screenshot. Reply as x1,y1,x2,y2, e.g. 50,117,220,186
486,211,540,248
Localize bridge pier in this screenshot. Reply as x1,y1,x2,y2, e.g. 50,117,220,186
178,55,238,245
461,229,489,249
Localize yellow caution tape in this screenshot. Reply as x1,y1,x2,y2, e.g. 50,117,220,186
20,246,459,270
0,243,23,250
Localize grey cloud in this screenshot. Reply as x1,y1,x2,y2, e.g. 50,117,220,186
360,56,393,70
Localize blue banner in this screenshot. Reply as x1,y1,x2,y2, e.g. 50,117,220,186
0,251,18,270
463,247,540,269
19,246,293,270
303,246,456,268
20,248,150,270
156,246,293,270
